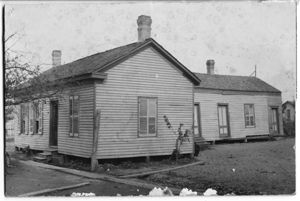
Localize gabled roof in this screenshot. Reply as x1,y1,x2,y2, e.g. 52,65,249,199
194,73,281,93
41,38,201,85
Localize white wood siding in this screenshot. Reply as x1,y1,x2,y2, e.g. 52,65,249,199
194,90,282,140
95,47,194,159
57,83,94,158
14,100,50,150
14,83,94,157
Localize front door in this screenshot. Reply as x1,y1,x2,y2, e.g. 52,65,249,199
218,104,230,137
270,107,279,134
49,100,58,146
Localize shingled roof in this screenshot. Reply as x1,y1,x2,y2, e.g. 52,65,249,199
41,41,145,81
40,38,201,85
194,73,281,93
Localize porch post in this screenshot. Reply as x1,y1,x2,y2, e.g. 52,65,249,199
91,109,101,171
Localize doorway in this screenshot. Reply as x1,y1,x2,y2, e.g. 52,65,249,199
218,104,230,137
270,107,279,134
49,100,58,147
194,103,201,136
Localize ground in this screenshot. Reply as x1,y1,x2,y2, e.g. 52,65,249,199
5,139,149,197
5,159,149,196
5,137,295,196
144,138,295,195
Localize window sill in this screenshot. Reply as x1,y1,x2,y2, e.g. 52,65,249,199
69,134,79,138
245,126,255,128
138,134,157,138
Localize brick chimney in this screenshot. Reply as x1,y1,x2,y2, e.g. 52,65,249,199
206,59,215,75
137,15,152,42
52,50,61,67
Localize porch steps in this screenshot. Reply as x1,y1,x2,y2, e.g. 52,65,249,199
33,156,48,163
32,147,59,163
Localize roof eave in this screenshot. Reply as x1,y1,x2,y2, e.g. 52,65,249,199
194,86,281,94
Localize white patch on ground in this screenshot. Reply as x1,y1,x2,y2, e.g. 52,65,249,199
179,188,197,196
148,187,174,196
71,192,95,197
203,188,217,196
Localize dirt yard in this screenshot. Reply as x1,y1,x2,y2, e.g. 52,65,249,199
5,138,150,196
145,138,295,195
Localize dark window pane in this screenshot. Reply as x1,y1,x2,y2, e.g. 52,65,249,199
69,98,73,116
36,121,39,133
73,117,79,134
139,117,147,134
73,96,79,115
69,117,73,133
149,117,156,134
250,116,254,125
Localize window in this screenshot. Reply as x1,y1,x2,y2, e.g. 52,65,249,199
244,104,255,127
69,96,79,137
286,109,291,120
30,101,43,134
20,104,27,134
138,97,157,137
194,103,201,136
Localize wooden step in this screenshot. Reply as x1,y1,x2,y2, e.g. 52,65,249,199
39,152,52,157
33,156,47,162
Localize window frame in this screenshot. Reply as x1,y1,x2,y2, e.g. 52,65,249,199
244,104,256,128
69,95,80,137
193,102,202,137
137,97,158,138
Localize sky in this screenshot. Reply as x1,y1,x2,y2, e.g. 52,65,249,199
5,1,296,101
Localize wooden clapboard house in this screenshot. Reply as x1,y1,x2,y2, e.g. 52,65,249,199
193,61,283,143
14,15,283,160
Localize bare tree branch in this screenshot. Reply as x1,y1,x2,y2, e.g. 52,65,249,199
4,32,17,43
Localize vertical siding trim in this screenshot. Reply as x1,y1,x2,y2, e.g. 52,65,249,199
48,99,51,147
192,86,195,156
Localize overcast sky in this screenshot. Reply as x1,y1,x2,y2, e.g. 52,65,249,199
5,1,296,101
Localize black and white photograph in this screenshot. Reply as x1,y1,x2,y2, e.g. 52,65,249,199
2,0,297,197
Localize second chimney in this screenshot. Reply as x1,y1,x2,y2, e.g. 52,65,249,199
52,50,61,67
206,59,215,75
137,15,152,42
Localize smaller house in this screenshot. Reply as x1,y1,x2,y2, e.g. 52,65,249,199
193,60,284,142
282,101,295,136
282,101,295,122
